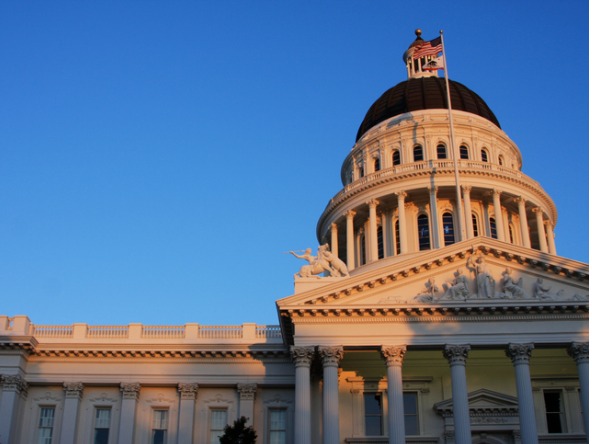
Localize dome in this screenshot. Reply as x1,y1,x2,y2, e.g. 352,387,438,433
356,77,500,141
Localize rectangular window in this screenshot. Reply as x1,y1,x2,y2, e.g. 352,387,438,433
152,409,169,444
544,390,566,433
210,408,228,444
268,408,287,444
38,406,55,444
404,392,419,435
94,408,111,444
364,392,383,436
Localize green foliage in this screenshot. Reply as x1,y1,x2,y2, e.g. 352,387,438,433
219,416,257,444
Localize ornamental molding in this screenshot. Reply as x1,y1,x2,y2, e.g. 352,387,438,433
29,348,290,360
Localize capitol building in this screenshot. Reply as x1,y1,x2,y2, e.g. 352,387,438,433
0,31,588,444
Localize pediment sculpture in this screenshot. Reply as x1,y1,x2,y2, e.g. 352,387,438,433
290,244,350,279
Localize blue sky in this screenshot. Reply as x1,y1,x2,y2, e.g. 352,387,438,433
0,1,588,326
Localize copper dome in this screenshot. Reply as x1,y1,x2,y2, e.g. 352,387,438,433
356,77,500,141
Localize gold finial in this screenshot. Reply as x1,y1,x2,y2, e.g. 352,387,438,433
415,29,422,38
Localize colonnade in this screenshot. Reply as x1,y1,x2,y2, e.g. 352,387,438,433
326,188,556,270
290,342,588,444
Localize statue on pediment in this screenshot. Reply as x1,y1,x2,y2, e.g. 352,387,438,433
467,252,495,298
415,277,440,302
533,277,552,300
501,268,524,298
290,244,349,278
442,269,469,300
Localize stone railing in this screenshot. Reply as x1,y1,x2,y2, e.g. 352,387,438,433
0,316,283,344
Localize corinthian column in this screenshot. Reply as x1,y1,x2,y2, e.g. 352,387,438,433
331,223,339,256
568,342,589,436
118,383,141,444
544,221,557,255
368,199,379,262
443,345,472,444
462,186,473,239
533,208,549,253
381,346,407,444
515,197,531,248
319,346,344,444
429,186,440,248
0,375,28,444
396,192,408,254
506,344,538,444
178,383,198,444
291,346,314,444
60,382,84,444
346,210,356,270
492,190,505,242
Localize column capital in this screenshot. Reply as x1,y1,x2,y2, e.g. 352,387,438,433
513,196,526,205
319,346,344,367
178,383,199,400
395,191,407,200
443,344,470,365
461,185,472,194
290,346,315,367
367,198,379,208
381,345,407,366
506,343,534,365
63,382,84,398
1,374,28,394
237,383,257,401
120,382,141,400
567,342,589,364
491,189,502,198
345,209,356,219
531,206,543,214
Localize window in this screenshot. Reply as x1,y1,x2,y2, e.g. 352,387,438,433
359,164,364,178
392,149,401,166
210,408,228,444
489,217,497,239
152,409,169,444
94,408,111,444
268,408,287,444
471,214,479,237
437,144,447,159
359,232,366,265
508,224,515,244
459,145,469,160
442,212,455,246
481,148,489,162
544,390,566,433
498,155,504,166
394,220,400,255
403,392,419,435
38,406,55,444
413,145,424,162
377,225,384,259
374,157,381,172
417,214,431,250
364,392,383,436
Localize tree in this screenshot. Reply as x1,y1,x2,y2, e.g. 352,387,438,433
219,416,257,444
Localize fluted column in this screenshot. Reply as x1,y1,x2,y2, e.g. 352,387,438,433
429,186,440,248
381,346,407,444
331,223,339,256
506,344,538,444
532,208,549,253
462,186,473,239
346,210,356,270
237,384,257,426
492,190,505,242
545,221,557,255
319,346,344,444
568,342,589,436
118,383,141,444
60,382,84,444
178,383,198,444
516,197,531,248
368,199,379,262
443,345,472,444
396,192,408,254
0,375,28,444
291,346,314,444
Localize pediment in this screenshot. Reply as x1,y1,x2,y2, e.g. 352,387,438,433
434,388,519,415
277,238,588,310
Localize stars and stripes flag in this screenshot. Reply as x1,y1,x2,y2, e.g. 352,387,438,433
412,36,442,59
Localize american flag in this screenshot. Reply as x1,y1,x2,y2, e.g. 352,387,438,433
412,36,442,59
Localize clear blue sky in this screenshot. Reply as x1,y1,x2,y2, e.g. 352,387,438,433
0,1,588,326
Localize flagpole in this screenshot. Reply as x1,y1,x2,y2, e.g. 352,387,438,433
440,30,467,241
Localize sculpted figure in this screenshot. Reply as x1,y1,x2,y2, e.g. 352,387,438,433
442,269,469,300
467,252,495,298
318,244,350,277
290,248,331,278
501,268,524,298
415,277,439,302
533,277,552,300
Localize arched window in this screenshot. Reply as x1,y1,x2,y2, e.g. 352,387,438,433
472,214,479,237
498,155,504,166
437,144,447,159
374,157,381,172
413,145,424,162
377,225,384,259
417,214,431,250
392,149,401,166
442,212,455,246
395,220,400,255
460,145,469,160
481,148,489,162
489,217,498,239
